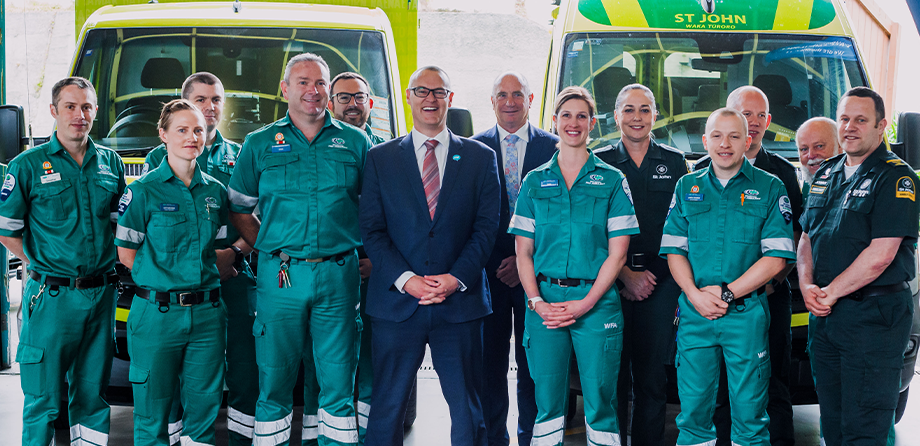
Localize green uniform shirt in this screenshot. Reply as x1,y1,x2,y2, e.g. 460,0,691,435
364,123,385,145
144,129,242,249
115,161,229,292
508,152,640,280
660,159,796,288
228,111,370,258
800,145,919,287
0,134,125,277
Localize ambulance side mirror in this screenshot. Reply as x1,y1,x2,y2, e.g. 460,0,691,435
0,105,26,164
447,107,474,138
892,111,920,170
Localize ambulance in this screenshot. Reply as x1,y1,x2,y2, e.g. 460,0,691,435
544,0,919,421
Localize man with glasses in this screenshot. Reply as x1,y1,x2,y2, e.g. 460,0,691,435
229,53,372,446
360,66,500,446
328,72,386,145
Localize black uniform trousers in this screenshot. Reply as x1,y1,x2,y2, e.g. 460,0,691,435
715,279,795,446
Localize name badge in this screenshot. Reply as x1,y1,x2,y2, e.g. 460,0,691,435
685,193,704,202
41,173,61,184
540,179,559,188
160,203,179,212
271,144,291,153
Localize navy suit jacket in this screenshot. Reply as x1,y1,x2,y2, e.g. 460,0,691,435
472,124,559,273
360,131,501,323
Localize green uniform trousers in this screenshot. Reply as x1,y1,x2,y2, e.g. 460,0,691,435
675,294,771,446
18,276,115,446
252,252,361,446
302,278,372,446
524,282,623,446
225,272,259,446
127,295,227,446
810,290,912,446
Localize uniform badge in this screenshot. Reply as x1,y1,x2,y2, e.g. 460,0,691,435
275,133,285,144
667,193,677,218
159,203,179,212
540,179,558,188
271,144,292,153
656,164,668,175
40,173,61,184
686,185,703,202
42,161,52,174
205,196,220,209
0,173,15,201
452,155,461,161
141,163,150,175
743,189,761,201
98,163,115,177
690,185,700,193
779,195,793,224
653,164,672,180
896,176,916,201
820,168,831,179
118,189,133,216
622,178,633,204
809,185,827,195
586,174,606,186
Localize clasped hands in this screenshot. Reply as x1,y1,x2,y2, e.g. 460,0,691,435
532,299,594,329
801,284,838,317
405,274,460,305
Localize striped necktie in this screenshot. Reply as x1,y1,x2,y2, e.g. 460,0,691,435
422,139,440,219
504,134,521,215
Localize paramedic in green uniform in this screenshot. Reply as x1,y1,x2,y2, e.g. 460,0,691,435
594,84,687,446
228,53,371,446
0,77,124,446
510,86,639,446
115,99,230,446
660,108,795,446
799,87,918,446
143,72,258,446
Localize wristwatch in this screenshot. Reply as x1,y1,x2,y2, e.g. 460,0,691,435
527,296,544,311
230,245,245,268
720,282,735,303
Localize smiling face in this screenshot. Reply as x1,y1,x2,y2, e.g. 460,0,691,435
186,81,224,135
703,111,752,178
51,85,97,146
837,96,886,162
160,109,207,163
614,88,656,144
330,77,373,128
553,98,596,149
728,88,771,153
491,74,532,133
282,60,330,121
797,119,839,179
407,69,453,136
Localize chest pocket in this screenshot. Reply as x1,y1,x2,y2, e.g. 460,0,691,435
529,186,563,225
326,151,358,189
731,203,768,244
33,179,75,223
840,191,874,238
575,186,613,224
150,212,187,253
648,178,679,225
261,154,299,191
94,177,120,219
683,202,711,243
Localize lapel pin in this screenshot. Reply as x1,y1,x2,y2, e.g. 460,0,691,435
452,155,461,161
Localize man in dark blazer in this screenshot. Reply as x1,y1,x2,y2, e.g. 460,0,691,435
471,72,558,446
360,66,501,446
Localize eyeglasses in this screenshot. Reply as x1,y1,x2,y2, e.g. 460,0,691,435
409,87,450,99
333,92,370,104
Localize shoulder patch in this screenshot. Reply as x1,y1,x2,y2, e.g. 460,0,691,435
887,159,907,167
667,192,677,218
118,189,133,216
779,195,792,224
141,162,150,175
622,178,633,205
896,176,916,201
0,173,15,201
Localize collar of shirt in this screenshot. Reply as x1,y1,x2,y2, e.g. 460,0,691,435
707,153,756,185
276,111,341,140
835,141,887,180
47,132,99,164
497,123,530,177
610,138,663,165
412,127,450,187
151,156,208,188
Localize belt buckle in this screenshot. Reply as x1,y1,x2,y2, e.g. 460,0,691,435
74,277,88,289
178,293,195,307
557,279,569,288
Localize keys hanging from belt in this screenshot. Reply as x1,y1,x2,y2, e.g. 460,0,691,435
278,253,292,288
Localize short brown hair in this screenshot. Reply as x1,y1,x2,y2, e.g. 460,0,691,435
554,86,596,118
158,99,205,131
51,77,96,108
330,72,370,95
841,86,886,125
181,72,222,100
705,108,747,134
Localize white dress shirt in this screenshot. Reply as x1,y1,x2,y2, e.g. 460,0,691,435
395,127,466,293
497,123,531,178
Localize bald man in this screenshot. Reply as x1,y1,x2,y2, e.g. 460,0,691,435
797,117,840,189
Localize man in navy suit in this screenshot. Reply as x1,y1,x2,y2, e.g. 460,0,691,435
471,72,558,446
360,66,501,446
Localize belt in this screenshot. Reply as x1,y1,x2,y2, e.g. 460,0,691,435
732,285,768,307
29,270,119,290
271,250,351,263
843,282,909,301
135,288,221,307
537,273,595,288
626,253,648,270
